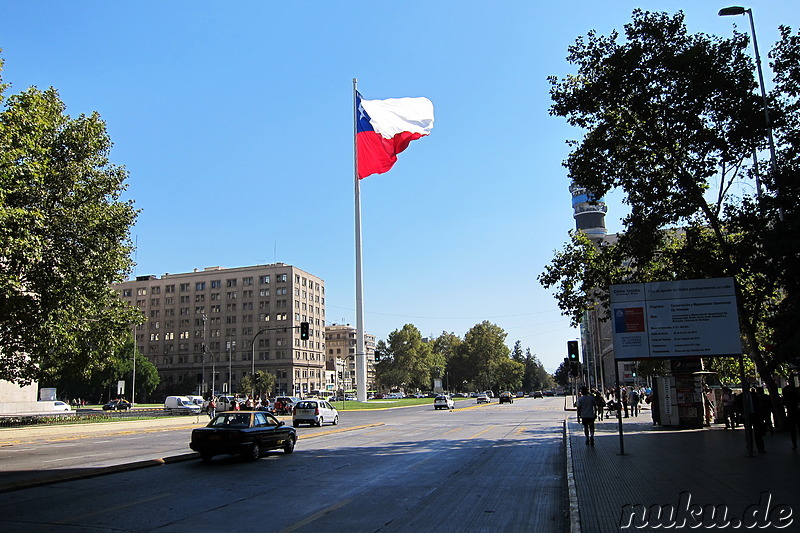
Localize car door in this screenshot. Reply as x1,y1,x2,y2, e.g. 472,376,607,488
254,412,283,449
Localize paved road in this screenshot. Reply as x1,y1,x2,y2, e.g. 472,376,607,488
0,398,568,532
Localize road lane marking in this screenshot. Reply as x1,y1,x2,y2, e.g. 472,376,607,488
277,498,353,533
468,425,497,439
58,492,175,524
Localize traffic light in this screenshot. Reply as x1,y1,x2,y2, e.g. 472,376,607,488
632,363,638,378
300,322,310,340
567,340,580,362
571,361,581,377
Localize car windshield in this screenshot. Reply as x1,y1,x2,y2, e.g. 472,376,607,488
296,401,317,409
209,413,251,428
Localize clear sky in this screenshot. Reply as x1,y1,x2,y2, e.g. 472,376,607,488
2,1,796,372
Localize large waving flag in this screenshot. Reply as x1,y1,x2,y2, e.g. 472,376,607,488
356,92,434,179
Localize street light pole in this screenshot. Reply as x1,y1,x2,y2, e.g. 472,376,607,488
719,6,779,213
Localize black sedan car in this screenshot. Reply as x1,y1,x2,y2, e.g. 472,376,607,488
102,400,132,411
190,411,297,462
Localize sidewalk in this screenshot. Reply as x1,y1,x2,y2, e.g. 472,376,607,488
567,413,800,532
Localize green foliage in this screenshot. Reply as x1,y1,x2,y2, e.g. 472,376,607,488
0,54,140,384
374,324,439,391
239,370,275,398
541,11,800,398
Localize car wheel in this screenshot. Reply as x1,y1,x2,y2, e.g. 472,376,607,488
200,451,213,463
246,442,261,461
332,415,339,425
293,421,300,428
283,436,295,454
317,417,323,427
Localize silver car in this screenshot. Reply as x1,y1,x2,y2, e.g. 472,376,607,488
292,399,339,427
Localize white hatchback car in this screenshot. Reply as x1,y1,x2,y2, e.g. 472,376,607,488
433,395,454,410
292,399,339,427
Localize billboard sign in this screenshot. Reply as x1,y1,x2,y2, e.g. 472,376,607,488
610,277,741,360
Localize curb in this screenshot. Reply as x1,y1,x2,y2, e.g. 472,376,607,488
564,417,581,533
0,453,197,494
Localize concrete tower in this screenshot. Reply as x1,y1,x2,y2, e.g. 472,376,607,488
569,182,607,240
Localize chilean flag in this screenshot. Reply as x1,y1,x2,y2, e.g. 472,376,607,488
356,92,434,179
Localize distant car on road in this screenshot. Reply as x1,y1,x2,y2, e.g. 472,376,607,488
476,393,490,404
190,411,296,462
102,400,131,411
532,391,544,399
292,399,339,427
499,391,514,404
433,395,454,410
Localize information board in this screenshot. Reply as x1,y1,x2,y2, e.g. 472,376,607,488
610,277,742,360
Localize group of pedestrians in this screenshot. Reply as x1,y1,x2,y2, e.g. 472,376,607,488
204,394,286,419
575,378,800,454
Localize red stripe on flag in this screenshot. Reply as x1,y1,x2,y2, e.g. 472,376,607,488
357,130,425,179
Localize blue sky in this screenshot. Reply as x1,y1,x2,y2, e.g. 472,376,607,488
2,1,796,372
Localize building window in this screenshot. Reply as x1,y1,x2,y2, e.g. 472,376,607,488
242,302,253,311
196,282,206,291
195,294,205,302
277,313,287,321
137,288,147,296
277,274,287,283
260,288,270,297
151,286,161,294
226,279,237,287
211,305,221,313
180,283,190,292
243,277,253,286
122,289,132,297
165,285,175,293
165,296,175,305
211,293,221,301
226,303,237,312
195,306,205,314
211,280,221,289
227,291,237,299
260,275,270,284
150,310,160,318
180,295,190,304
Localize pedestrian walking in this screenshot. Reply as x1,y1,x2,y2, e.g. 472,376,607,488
576,386,597,446
782,378,799,450
630,388,640,417
621,388,629,418
721,387,736,429
207,397,216,419
593,389,605,421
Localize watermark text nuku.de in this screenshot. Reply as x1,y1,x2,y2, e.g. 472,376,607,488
619,492,793,529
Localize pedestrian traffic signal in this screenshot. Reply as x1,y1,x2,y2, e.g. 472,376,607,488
300,321,310,340
567,340,580,362
570,361,581,377
632,363,638,378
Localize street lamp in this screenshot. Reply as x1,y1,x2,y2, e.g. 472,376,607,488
719,6,778,207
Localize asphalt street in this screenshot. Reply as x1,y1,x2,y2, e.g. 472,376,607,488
0,397,568,532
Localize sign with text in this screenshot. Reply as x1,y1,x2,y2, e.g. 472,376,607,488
610,278,742,360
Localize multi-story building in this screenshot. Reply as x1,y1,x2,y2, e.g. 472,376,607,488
115,264,325,398
325,324,375,393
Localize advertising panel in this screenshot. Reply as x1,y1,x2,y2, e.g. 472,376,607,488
610,277,742,360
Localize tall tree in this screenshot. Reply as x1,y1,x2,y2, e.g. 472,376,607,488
0,55,140,384
374,325,440,391
459,321,511,391
431,331,462,392
541,11,797,404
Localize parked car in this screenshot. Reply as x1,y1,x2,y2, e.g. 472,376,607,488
433,395,454,410
499,391,514,404
532,390,544,399
384,392,404,399
292,399,339,427
515,391,525,398
190,411,297,462
102,399,132,411
476,393,490,404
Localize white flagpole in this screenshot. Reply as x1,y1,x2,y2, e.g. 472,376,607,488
353,78,368,402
